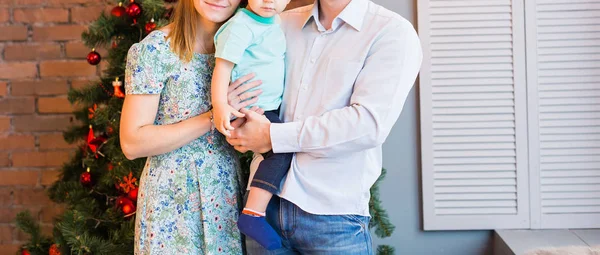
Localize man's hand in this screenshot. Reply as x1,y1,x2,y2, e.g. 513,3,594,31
226,108,272,153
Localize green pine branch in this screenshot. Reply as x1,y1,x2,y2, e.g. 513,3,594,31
377,245,395,255
369,168,395,238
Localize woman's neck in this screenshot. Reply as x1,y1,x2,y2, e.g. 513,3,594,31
194,17,221,54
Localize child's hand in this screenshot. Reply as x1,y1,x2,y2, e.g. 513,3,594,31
213,103,245,137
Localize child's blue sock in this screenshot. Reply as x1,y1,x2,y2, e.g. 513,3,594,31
237,210,282,250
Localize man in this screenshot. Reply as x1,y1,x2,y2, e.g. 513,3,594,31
228,0,422,253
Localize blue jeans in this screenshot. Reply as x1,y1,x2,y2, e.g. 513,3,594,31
245,197,373,255
252,110,293,194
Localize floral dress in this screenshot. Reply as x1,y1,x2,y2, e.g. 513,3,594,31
125,30,244,254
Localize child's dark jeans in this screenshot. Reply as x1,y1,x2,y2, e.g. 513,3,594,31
250,110,293,194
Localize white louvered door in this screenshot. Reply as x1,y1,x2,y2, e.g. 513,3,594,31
418,0,530,230
526,0,600,229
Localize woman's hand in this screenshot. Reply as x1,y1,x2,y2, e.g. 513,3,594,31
227,73,263,111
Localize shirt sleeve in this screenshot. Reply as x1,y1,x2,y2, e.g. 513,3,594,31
124,42,166,95
269,22,423,157
214,20,254,64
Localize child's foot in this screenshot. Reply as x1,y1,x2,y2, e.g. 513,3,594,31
237,212,282,250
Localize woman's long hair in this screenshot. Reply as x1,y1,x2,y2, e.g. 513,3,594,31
166,0,199,62
166,0,247,62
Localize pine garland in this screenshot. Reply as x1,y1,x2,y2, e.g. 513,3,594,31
15,0,397,254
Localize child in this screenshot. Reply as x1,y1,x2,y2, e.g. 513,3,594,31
211,0,291,251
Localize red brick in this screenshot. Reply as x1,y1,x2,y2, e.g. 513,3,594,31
0,225,13,242
0,0,10,6
0,63,37,79
0,8,9,23
0,153,8,167
0,117,9,132
32,25,86,41
13,188,52,206
12,151,70,167
47,0,94,5
39,205,64,222
14,0,45,6
0,98,35,114
37,97,73,113
71,6,104,23
0,170,39,186
0,25,28,41
4,43,61,61
14,8,69,23
40,60,96,77
13,115,73,132
0,135,35,150
0,244,21,255
0,82,6,97
0,189,12,206
39,134,71,150
11,80,69,96
40,169,60,186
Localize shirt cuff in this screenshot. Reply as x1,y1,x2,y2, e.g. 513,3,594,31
270,122,301,153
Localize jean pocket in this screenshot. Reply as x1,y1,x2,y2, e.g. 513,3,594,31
341,214,369,232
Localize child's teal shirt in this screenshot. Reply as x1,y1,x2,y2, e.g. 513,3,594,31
214,8,286,111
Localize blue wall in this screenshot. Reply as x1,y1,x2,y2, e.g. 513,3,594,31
371,0,492,254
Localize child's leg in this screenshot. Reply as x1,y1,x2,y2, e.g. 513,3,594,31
237,110,293,250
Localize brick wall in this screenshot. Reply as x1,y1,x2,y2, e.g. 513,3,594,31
0,0,106,253
0,0,312,254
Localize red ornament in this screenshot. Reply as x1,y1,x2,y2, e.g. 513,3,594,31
113,77,125,98
80,170,92,186
87,49,101,65
111,2,126,17
128,187,138,201
122,203,135,215
21,249,30,255
111,40,118,49
119,172,137,193
126,1,141,19
87,125,107,158
107,126,115,135
88,104,97,119
145,18,157,33
49,244,61,255
116,196,131,207
108,163,114,171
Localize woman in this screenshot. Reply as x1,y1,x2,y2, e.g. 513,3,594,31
120,0,261,253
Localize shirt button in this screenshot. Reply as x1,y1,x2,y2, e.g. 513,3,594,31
310,59,315,63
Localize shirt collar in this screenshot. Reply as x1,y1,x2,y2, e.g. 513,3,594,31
301,0,368,32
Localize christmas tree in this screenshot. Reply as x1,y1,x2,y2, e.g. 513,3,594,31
15,1,395,254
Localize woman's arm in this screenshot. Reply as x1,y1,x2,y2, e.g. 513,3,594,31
120,73,263,160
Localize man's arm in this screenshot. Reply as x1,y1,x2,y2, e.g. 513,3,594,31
270,21,423,157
